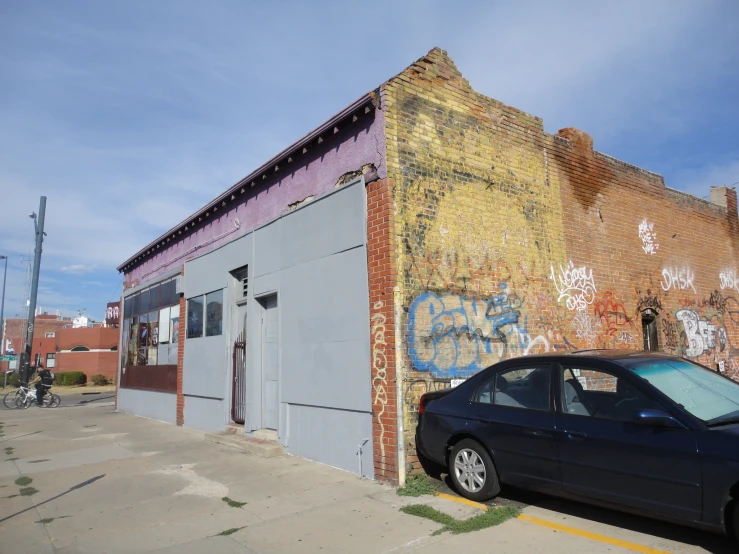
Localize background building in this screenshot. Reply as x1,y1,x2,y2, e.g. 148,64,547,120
116,48,739,484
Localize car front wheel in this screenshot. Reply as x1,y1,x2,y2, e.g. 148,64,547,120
448,439,501,502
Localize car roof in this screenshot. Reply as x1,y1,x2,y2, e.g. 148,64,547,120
506,349,680,365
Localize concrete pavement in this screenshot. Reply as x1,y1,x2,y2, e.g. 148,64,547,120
0,399,735,553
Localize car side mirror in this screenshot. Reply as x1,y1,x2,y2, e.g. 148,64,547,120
634,409,685,429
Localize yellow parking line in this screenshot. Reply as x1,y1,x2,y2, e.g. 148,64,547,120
434,492,669,554
517,514,672,554
435,492,489,511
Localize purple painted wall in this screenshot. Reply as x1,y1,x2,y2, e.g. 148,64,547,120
123,107,386,289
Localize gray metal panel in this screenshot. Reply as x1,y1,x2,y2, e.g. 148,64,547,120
287,404,373,478
279,246,371,411
183,335,226,398
123,267,182,297
186,233,253,298
117,389,177,425
184,395,226,432
254,220,281,278
280,182,366,269
264,295,279,430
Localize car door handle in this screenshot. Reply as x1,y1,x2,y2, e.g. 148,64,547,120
566,431,586,441
523,429,552,437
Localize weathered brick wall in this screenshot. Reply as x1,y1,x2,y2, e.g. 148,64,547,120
382,49,568,475
382,48,739,476
366,177,400,483
551,128,739,373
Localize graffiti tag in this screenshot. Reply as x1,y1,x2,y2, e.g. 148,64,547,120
638,219,659,255
661,267,696,294
550,261,597,312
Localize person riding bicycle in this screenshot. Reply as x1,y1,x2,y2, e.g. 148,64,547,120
29,362,54,407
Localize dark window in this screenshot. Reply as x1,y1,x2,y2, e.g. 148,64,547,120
138,313,149,364
140,288,150,314
187,296,204,339
206,290,223,337
150,284,161,310
562,367,658,421
161,279,177,306
642,310,659,351
70,346,90,352
124,296,133,318
132,293,140,316
477,366,552,411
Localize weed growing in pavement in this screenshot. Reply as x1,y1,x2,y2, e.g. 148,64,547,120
400,504,519,535
396,473,440,497
4,494,19,499
217,527,245,536
4,447,14,455
5,458,18,462
221,496,247,508
15,476,32,487
19,487,39,496
35,518,55,524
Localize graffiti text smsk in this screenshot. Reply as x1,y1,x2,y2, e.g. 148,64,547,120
720,270,739,292
550,261,597,311
661,267,696,294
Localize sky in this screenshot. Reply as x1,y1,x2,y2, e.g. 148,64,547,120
1,0,737,321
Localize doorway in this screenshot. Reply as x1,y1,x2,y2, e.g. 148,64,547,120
261,295,279,430
641,309,659,351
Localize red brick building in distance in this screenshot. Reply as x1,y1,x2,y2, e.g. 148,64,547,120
2,311,119,381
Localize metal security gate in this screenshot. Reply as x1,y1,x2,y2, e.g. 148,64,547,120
231,331,246,424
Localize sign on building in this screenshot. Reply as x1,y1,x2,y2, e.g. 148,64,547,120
105,302,121,327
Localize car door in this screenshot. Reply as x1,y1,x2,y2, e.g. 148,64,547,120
556,363,702,521
469,363,560,493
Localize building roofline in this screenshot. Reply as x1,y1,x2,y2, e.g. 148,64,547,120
117,92,376,273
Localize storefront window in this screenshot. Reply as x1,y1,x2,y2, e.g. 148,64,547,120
187,296,204,338
206,290,223,337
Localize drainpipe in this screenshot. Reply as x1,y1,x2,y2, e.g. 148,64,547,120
394,286,406,486
357,438,369,478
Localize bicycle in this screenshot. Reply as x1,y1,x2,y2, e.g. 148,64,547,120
13,384,60,409
3,383,27,409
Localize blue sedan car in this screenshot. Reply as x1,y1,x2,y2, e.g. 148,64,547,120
415,351,739,539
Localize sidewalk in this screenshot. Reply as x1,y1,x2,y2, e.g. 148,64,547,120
0,401,733,553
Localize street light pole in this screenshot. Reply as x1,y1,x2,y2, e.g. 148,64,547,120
20,197,47,384
0,255,7,389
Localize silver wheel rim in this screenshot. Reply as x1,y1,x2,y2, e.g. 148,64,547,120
454,448,486,493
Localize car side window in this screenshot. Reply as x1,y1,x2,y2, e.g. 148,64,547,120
476,366,552,412
562,366,658,421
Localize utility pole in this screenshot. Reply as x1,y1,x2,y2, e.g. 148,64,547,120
0,255,7,389
20,197,46,384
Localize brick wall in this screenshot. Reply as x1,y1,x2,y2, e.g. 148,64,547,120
176,276,185,426
366,177,399,483
381,48,739,476
1,316,71,372
56,351,118,379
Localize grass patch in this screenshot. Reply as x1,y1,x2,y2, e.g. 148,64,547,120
19,487,39,496
397,473,440,497
221,496,247,508
217,527,245,536
400,504,519,535
4,447,14,455
6,458,19,462
35,518,55,524
15,476,32,486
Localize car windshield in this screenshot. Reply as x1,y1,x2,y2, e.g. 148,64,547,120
627,358,739,425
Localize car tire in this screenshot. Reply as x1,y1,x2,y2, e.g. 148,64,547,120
448,438,501,502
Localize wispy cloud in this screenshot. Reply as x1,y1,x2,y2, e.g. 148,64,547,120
0,0,736,318
59,264,97,275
